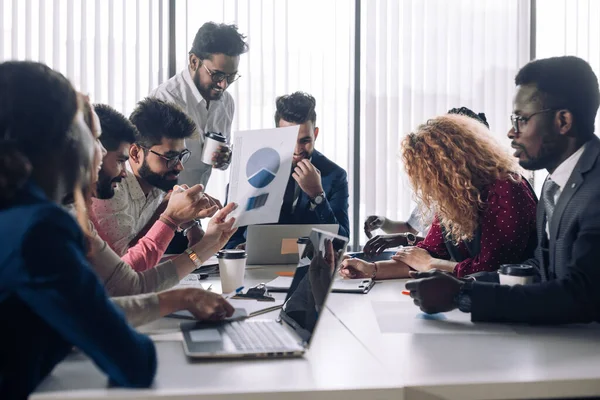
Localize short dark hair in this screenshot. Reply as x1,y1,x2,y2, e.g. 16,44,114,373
190,22,248,59
94,104,137,151
0,61,78,204
448,106,489,128
515,56,600,136
129,98,196,148
274,92,317,126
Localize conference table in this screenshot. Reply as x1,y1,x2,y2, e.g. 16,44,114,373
33,263,600,400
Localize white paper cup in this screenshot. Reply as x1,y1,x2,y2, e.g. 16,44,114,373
217,250,246,293
201,132,227,165
498,264,535,286
297,236,310,259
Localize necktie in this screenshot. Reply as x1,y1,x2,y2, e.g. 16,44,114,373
280,173,296,220
542,179,560,224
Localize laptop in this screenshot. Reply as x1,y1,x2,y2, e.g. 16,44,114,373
181,228,348,359
245,224,338,265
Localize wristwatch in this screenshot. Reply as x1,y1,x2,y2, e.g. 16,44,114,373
454,279,473,313
310,192,326,208
404,232,417,246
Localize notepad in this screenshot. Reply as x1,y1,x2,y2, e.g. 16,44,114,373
266,276,375,294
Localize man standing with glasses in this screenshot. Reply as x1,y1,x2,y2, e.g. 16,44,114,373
92,98,214,256
150,22,248,190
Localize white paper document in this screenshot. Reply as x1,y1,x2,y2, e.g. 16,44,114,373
227,126,299,227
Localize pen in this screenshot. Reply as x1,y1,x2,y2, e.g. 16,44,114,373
401,290,410,296
225,286,244,299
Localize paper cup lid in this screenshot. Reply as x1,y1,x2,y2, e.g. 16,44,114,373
217,249,247,259
499,264,535,277
205,131,226,142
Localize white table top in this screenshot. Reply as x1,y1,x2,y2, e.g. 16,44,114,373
33,264,600,399
32,265,399,400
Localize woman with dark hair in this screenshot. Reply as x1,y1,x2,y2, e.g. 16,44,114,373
0,62,157,398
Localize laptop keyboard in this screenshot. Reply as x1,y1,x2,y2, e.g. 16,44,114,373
225,320,299,351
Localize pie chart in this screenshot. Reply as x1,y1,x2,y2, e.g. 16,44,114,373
246,147,280,188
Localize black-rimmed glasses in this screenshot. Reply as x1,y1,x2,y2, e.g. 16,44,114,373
510,109,558,134
140,146,191,169
202,63,241,85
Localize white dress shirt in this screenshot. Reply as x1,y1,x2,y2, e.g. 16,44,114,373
544,143,587,234
407,206,435,236
91,162,166,256
149,68,235,188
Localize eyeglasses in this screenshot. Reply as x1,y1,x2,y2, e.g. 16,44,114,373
202,63,241,85
140,146,191,169
510,109,558,134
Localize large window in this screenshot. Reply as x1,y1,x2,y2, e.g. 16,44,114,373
2,0,545,247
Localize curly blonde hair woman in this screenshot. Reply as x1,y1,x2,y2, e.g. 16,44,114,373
341,114,537,279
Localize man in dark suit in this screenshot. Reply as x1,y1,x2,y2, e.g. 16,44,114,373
227,92,349,248
406,56,600,324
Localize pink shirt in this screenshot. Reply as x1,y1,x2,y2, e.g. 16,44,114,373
116,219,174,272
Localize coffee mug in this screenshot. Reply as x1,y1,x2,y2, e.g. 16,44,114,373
217,249,247,293
498,264,536,286
201,131,227,165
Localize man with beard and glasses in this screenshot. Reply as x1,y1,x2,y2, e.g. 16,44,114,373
92,98,218,257
150,22,248,189
406,56,600,325
90,103,215,271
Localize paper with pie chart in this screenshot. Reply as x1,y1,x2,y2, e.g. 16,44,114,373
227,126,299,227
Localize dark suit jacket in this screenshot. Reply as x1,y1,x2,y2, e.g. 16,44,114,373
227,150,350,248
471,136,600,324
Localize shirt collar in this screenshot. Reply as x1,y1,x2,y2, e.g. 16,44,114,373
182,67,206,106
549,143,587,189
125,161,149,201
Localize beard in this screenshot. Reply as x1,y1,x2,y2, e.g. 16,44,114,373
516,132,564,171
192,69,223,101
138,160,179,192
95,169,121,199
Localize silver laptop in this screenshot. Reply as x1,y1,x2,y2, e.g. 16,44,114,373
181,228,348,359
245,224,338,265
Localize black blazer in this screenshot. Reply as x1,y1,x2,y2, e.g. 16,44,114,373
470,136,600,324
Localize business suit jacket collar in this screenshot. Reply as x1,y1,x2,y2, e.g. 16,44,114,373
549,137,600,242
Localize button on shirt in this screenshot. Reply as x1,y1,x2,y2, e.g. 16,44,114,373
544,143,587,235
149,68,235,188
91,162,166,257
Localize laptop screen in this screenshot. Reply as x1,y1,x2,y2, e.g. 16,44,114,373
278,228,348,346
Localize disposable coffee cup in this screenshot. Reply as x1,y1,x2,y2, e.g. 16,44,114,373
217,249,247,293
297,237,310,258
201,132,227,165
498,264,536,286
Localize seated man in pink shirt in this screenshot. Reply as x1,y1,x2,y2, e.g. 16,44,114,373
92,104,217,271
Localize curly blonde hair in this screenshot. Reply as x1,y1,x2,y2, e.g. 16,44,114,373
401,114,521,242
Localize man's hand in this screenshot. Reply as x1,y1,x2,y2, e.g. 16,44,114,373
203,192,223,210
405,270,463,314
339,258,375,279
235,242,246,250
164,184,217,226
363,233,407,256
212,145,232,170
292,159,324,199
192,202,238,260
364,215,386,239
